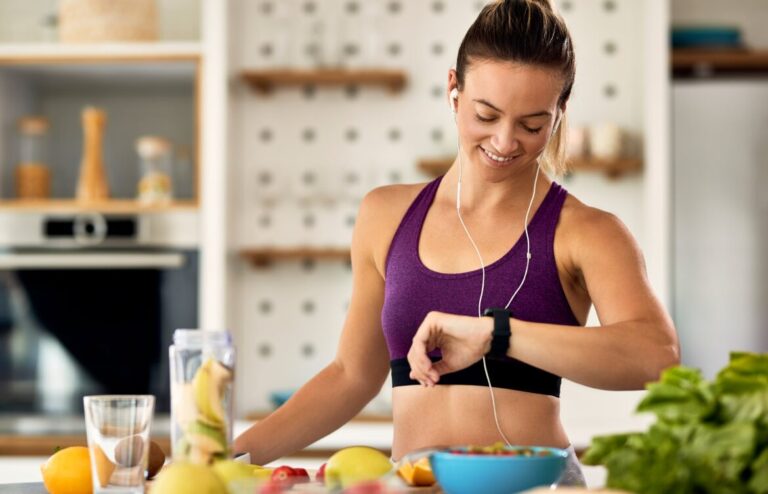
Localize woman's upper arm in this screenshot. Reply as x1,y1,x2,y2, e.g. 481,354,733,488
570,207,678,347
332,187,398,391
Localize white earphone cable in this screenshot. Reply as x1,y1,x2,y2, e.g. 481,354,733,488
455,142,541,447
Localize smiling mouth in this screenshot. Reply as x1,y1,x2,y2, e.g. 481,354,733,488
480,146,519,163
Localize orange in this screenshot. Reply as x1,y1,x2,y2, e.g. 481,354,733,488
40,446,93,494
412,457,436,486
397,457,435,487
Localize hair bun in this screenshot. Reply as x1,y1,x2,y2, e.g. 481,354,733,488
524,0,559,14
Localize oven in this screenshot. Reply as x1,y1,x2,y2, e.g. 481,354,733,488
0,211,198,416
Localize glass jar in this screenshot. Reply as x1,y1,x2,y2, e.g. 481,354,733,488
169,329,235,464
136,136,173,205
15,116,51,199
172,144,195,200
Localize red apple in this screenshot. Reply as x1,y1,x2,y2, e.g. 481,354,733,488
315,462,327,482
293,467,310,483
271,465,297,483
342,480,386,494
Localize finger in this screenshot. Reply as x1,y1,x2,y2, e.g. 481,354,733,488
432,359,453,377
408,358,429,385
409,370,427,387
408,346,434,381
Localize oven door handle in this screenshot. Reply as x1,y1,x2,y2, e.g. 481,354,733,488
0,252,186,269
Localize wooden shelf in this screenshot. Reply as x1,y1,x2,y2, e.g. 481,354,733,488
417,157,453,177
0,199,198,214
241,68,407,94
672,49,768,76
241,247,351,267
0,42,201,63
417,156,641,179
567,157,642,178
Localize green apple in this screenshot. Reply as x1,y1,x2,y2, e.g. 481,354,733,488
324,446,393,490
151,462,227,494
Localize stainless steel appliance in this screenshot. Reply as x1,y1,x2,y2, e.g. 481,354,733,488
0,211,197,415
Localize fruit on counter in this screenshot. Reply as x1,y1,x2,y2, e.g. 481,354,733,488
315,462,326,482
249,464,275,479
324,446,393,490
193,357,233,427
151,461,227,494
583,352,768,494
114,434,144,467
91,444,116,487
270,465,310,486
40,446,93,494
293,467,310,481
213,459,267,485
147,440,166,479
397,456,435,487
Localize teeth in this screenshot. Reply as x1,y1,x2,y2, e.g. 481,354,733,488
482,147,516,162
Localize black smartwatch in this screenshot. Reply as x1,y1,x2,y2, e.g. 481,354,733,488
483,308,512,359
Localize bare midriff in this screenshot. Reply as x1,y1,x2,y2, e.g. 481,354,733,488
391,384,568,460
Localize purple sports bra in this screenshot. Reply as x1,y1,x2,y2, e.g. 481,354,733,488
381,176,580,397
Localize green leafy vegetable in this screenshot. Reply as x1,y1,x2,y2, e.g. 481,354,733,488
583,352,768,493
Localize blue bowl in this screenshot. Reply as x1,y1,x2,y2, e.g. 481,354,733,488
430,446,568,494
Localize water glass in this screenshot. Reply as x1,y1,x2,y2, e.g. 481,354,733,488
84,395,155,494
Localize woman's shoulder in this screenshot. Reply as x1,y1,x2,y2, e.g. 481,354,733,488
356,181,432,275
560,193,633,235
558,191,641,262
361,181,430,216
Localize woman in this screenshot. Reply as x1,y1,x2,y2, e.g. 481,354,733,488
235,0,679,486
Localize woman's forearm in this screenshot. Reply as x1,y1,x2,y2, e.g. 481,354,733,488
233,361,383,465
510,317,680,390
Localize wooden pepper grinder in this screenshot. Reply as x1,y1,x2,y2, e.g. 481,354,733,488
76,106,110,202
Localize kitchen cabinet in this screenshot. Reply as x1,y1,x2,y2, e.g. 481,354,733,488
0,7,212,416
0,43,201,212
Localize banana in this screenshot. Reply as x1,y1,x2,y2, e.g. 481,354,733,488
192,358,233,427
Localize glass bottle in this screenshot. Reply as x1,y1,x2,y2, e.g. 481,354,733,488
169,329,235,464
136,136,173,205
15,116,51,200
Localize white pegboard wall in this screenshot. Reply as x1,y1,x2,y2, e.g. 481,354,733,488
230,0,649,415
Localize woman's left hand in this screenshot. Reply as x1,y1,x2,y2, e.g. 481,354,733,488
407,311,493,386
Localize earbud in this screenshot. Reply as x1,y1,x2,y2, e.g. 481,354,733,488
449,88,459,118
551,113,561,137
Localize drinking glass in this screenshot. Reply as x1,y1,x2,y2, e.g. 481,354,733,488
83,395,155,494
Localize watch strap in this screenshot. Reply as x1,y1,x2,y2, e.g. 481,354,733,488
483,308,512,359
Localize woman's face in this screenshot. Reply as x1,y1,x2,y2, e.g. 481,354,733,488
452,60,564,178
